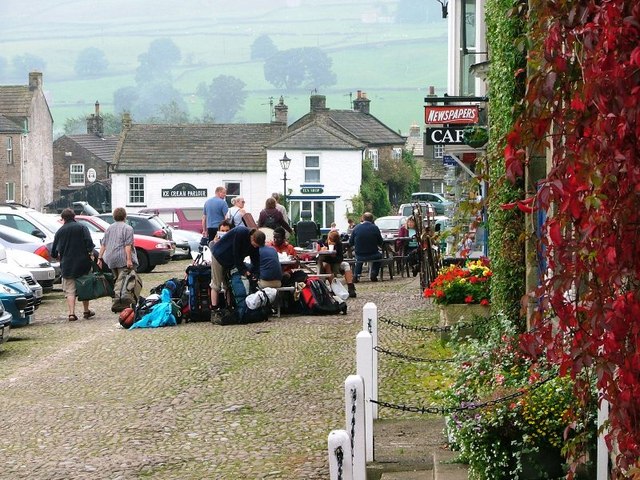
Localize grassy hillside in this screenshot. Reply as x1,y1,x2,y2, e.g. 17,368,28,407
0,0,448,136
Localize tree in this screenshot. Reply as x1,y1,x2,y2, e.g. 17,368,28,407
352,160,392,218
12,54,46,77
146,100,191,124
74,47,109,77
250,34,278,60
263,47,336,90
135,37,181,84
113,86,139,114
197,75,247,123
504,0,640,472
377,150,420,208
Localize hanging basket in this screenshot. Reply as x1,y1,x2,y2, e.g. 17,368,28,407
463,126,489,148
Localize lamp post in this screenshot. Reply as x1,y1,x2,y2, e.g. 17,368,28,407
279,152,291,204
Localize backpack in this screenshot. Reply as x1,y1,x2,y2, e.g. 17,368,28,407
217,270,270,325
263,212,279,230
112,270,143,313
300,277,348,315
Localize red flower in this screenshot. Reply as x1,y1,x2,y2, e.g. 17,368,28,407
423,288,434,298
465,295,474,303
480,299,490,306
435,290,445,298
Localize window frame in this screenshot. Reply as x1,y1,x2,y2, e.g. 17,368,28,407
304,155,321,184
392,147,402,160
128,175,145,205
6,137,13,165
289,200,335,229
224,181,241,206
69,163,85,186
5,182,15,202
367,148,379,170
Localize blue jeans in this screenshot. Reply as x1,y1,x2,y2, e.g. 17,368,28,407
354,252,383,279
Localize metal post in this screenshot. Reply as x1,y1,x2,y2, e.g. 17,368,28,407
283,170,288,204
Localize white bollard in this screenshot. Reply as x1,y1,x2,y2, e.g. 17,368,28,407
597,398,609,480
356,330,374,462
328,429,353,480
362,303,378,419
345,375,366,480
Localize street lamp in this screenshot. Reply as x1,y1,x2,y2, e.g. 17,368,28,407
279,152,291,204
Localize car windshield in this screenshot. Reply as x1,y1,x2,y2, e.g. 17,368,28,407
29,211,62,232
375,218,402,230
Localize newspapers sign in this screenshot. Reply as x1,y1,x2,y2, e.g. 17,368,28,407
424,105,479,125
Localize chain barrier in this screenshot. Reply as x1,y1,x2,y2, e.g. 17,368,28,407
370,375,555,416
374,345,455,363
378,314,485,333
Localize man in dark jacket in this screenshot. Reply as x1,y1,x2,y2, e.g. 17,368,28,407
52,208,96,321
210,225,261,311
349,212,384,282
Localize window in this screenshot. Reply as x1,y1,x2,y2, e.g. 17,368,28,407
5,182,15,202
225,181,240,206
367,149,379,170
6,137,13,165
69,164,85,186
289,200,335,229
128,176,145,205
433,144,445,159
304,155,320,183
392,147,402,160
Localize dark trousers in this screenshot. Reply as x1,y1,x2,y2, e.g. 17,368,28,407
207,227,218,242
354,251,383,279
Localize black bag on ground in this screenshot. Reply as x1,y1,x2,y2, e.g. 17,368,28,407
216,270,269,325
299,277,347,315
186,264,212,322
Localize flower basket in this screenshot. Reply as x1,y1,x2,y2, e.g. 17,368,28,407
439,303,491,326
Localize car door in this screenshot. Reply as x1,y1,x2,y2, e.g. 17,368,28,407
0,214,47,239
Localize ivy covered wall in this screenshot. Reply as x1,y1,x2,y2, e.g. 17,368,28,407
485,0,527,323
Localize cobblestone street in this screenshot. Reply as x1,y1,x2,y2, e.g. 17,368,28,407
0,259,425,479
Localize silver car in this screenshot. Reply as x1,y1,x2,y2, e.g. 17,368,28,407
0,225,57,291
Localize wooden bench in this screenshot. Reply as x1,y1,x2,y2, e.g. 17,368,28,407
346,257,395,280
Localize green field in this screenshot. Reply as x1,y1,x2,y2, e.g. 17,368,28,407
1,0,448,136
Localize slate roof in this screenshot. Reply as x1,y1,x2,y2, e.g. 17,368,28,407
0,114,22,133
62,134,119,163
0,86,34,118
268,122,366,150
113,123,287,173
288,109,405,146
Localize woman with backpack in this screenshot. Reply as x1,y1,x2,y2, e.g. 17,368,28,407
257,197,292,234
226,196,246,228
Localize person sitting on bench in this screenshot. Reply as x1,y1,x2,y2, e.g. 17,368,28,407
322,230,356,298
349,212,384,282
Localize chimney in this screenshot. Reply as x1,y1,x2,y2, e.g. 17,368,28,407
273,96,288,124
409,122,420,138
28,71,43,91
87,101,104,137
310,94,327,113
353,90,370,114
122,112,132,130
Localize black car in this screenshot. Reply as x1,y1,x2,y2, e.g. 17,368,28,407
96,213,173,241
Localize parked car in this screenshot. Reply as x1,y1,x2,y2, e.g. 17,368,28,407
0,204,60,277
0,225,57,290
4,250,50,298
170,227,201,259
75,215,174,273
398,202,437,220
410,192,454,215
137,207,202,233
96,213,173,241
374,216,407,239
0,299,12,344
0,270,36,327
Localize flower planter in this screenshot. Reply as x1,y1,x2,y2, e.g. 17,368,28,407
439,303,490,340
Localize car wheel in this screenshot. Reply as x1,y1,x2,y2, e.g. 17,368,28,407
137,250,150,273
147,265,156,272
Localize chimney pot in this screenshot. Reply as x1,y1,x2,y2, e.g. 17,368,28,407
28,71,43,91
310,94,327,112
273,96,288,124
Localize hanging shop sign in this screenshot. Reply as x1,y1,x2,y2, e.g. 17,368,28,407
424,127,466,145
161,183,207,198
424,105,479,125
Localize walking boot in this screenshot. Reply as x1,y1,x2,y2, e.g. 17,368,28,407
348,283,357,298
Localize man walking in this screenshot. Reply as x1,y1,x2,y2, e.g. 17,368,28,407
202,186,228,242
349,212,384,282
52,208,96,321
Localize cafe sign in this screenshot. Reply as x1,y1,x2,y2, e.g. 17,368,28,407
424,105,479,125
161,183,207,198
300,186,324,194
424,127,466,145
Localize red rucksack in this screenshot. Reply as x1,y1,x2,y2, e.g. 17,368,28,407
300,277,347,315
